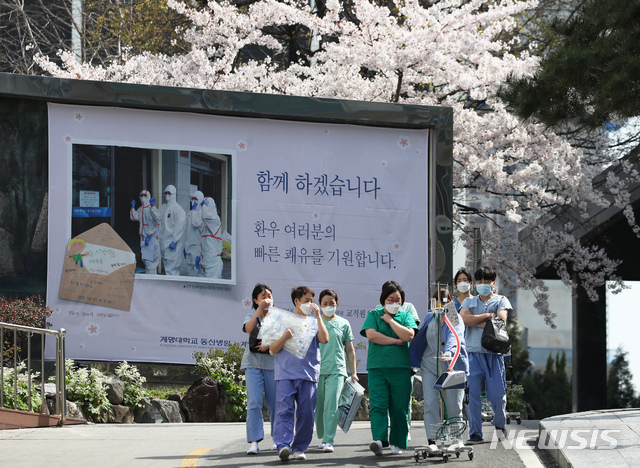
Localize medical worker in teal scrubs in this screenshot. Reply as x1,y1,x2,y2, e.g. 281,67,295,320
315,289,358,453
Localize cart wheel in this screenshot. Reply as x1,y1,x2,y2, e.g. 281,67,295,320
423,451,428,459
415,454,420,462
443,454,449,463
469,451,475,460
517,417,522,425
506,417,511,424
456,452,460,458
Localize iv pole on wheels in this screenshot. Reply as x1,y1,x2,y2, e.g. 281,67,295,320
413,289,474,463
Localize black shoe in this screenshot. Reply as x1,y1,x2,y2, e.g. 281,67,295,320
466,435,484,445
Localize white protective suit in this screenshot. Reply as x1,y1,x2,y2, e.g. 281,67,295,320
196,197,223,279
183,190,204,276
130,190,160,274
159,185,187,276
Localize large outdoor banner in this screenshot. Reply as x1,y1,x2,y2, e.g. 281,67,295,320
46,103,430,369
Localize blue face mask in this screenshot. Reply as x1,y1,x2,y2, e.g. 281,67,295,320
476,284,492,296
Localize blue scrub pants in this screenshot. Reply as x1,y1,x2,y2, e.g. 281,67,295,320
245,368,276,443
466,352,507,439
273,379,318,453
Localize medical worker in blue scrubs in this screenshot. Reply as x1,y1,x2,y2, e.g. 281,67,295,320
459,266,512,444
453,267,474,311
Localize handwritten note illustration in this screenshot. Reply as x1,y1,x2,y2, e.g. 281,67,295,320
59,223,136,311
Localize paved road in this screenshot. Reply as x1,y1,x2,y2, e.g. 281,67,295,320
0,420,550,467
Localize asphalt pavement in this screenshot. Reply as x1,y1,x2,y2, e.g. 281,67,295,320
0,419,548,468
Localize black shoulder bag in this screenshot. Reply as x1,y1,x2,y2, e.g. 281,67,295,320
481,314,511,354
248,318,270,354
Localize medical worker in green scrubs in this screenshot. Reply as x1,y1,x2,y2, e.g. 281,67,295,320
361,281,418,456
315,289,358,453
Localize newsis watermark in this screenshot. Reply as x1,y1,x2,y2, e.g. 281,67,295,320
489,429,621,450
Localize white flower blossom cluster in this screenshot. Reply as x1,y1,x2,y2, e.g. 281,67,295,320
35,0,640,323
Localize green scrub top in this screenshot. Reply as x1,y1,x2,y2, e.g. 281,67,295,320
319,315,354,376
360,307,418,370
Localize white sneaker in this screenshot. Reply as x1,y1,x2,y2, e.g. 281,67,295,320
317,442,325,449
369,440,383,456
390,445,402,455
278,447,290,461
293,451,306,460
247,441,259,455
272,443,278,450
407,432,412,441
323,443,334,453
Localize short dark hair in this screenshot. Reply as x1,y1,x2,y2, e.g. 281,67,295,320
474,266,497,282
251,283,272,310
432,288,453,303
319,289,339,304
380,281,405,305
454,267,473,283
291,286,314,305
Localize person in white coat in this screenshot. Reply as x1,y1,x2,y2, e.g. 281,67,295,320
183,190,204,276
130,189,160,274
196,196,223,278
159,185,186,276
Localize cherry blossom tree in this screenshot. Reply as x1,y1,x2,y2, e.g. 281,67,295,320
36,0,639,324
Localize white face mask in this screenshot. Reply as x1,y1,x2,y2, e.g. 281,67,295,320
456,282,471,293
322,306,336,317
299,302,312,315
140,195,149,205
386,303,401,315
165,193,176,203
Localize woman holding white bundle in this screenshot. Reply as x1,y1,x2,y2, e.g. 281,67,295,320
240,283,277,455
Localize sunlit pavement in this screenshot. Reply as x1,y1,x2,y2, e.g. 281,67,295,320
0,419,557,468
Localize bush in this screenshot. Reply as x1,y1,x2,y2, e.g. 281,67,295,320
63,360,111,422
0,295,53,328
193,344,246,421
506,380,525,414
115,361,149,410
1,363,43,412
146,385,189,400
1,295,54,361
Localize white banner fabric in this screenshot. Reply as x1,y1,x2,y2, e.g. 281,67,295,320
45,103,430,368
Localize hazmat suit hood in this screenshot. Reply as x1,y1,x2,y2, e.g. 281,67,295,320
139,190,151,207
191,191,204,210
164,185,177,203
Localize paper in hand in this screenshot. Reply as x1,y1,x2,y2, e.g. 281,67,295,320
444,301,460,327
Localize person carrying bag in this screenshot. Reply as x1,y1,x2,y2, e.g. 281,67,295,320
459,267,513,445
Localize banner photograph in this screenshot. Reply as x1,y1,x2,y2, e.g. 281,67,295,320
46,103,431,366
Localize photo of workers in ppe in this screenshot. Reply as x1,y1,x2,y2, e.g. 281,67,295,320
72,144,233,281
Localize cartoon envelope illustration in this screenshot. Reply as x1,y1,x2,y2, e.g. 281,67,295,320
59,223,136,311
